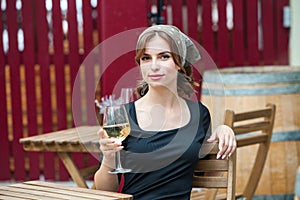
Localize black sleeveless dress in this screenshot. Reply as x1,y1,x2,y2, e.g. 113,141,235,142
121,99,211,200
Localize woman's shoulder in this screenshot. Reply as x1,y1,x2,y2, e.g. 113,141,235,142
184,98,209,112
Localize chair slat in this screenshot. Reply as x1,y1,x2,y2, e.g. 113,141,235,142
234,121,272,134
193,177,228,188
195,160,228,171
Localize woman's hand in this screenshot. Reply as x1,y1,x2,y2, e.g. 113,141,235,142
98,128,123,168
207,125,237,159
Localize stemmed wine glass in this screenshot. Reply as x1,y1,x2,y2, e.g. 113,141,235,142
102,104,131,174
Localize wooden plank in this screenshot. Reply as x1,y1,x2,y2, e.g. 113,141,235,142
34,0,55,180
171,0,183,29
22,0,40,180
195,160,228,171
192,177,228,188
275,0,289,64
201,0,215,60
261,0,275,65
82,0,96,125
0,4,10,180
6,0,25,180
246,0,259,65
51,0,69,181
186,0,198,41
52,0,67,130
25,181,132,199
232,0,245,66
99,0,148,98
217,0,229,68
0,187,61,200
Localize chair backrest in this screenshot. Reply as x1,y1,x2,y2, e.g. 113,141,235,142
224,103,276,199
192,142,236,200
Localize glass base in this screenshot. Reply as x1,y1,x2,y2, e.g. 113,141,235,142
108,168,132,174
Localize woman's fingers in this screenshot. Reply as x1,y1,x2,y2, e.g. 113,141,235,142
215,125,237,159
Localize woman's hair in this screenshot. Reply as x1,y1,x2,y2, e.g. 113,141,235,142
135,30,199,98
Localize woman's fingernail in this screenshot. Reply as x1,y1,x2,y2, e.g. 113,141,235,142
222,155,226,159
228,153,232,157
217,154,221,159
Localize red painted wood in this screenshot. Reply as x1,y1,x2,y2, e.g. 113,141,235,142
261,0,275,65
246,0,259,65
82,0,96,126
6,0,25,180
170,0,183,29
217,0,229,68
22,0,39,180
52,0,67,130
186,0,198,41
201,0,215,61
66,0,86,175
99,0,148,97
275,0,289,65
232,0,245,66
35,0,55,180
52,0,69,181
0,5,10,180
67,0,81,126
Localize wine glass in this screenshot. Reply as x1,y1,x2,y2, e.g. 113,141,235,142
102,104,131,174
120,88,134,104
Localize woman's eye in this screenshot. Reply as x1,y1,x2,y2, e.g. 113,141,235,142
160,54,171,60
141,55,150,61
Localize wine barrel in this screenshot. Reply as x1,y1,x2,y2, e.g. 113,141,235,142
201,66,300,198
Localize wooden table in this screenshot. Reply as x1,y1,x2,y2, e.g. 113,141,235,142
0,181,132,200
19,126,101,188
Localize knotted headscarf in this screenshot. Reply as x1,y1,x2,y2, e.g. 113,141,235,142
136,25,201,67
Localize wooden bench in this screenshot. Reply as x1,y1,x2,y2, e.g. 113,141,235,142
0,181,132,200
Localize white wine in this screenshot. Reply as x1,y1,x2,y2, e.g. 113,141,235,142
103,123,130,141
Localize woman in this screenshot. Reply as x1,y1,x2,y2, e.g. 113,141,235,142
94,25,236,199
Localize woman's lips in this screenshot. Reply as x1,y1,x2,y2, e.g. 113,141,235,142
148,74,164,80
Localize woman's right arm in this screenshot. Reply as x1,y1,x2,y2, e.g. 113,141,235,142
94,128,123,191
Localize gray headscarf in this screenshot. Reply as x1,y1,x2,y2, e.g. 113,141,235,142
136,25,201,67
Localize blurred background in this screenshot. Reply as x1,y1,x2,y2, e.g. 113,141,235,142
0,0,299,199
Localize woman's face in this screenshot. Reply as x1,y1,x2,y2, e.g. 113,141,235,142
139,34,179,90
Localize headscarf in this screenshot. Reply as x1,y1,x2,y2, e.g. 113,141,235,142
136,25,201,67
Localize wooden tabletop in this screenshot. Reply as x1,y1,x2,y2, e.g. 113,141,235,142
19,126,101,153
0,181,132,200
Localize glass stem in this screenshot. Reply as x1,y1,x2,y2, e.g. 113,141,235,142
115,151,123,169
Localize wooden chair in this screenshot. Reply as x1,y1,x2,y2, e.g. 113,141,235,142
190,142,236,200
215,103,276,200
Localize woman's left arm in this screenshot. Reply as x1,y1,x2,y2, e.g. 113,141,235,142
207,125,237,159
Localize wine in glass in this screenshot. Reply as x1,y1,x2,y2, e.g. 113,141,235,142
103,104,131,174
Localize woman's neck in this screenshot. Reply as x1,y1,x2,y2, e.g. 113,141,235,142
142,87,181,106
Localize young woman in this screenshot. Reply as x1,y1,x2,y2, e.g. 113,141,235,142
94,25,236,199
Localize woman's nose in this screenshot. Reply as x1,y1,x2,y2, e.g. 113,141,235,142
151,58,160,71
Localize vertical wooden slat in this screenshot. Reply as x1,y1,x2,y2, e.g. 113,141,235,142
82,0,96,125
52,0,69,181
170,0,183,29
66,0,85,176
261,0,275,65
67,0,81,126
246,0,259,65
6,0,25,180
34,0,55,180
232,0,245,66
99,1,148,96
275,0,289,65
217,0,229,68
201,0,215,60
22,0,39,180
0,2,10,180
186,0,198,41
52,0,67,131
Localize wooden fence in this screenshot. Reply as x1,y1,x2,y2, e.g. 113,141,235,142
0,0,289,183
